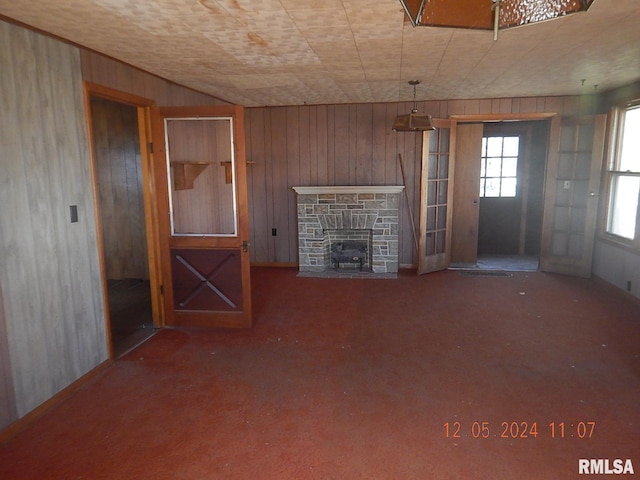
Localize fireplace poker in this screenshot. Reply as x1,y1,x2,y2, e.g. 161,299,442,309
397,153,419,254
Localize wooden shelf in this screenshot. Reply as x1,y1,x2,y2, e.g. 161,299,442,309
171,162,209,190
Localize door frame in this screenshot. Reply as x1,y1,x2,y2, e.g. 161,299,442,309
83,83,164,359
448,113,556,268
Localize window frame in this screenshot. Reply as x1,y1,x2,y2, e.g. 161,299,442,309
601,101,640,250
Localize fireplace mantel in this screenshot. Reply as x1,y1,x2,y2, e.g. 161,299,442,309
292,186,404,195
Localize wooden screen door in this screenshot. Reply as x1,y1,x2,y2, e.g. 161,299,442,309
152,105,252,328
540,115,606,277
418,119,456,274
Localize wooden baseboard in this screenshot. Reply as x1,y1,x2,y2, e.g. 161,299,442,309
0,359,111,444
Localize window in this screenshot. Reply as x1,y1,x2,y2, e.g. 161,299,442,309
479,136,519,197
605,103,640,244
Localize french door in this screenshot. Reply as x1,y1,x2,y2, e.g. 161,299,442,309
152,105,252,328
539,115,607,277
417,119,456,274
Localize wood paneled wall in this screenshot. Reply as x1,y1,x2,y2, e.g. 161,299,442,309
80,50,229,107
0,20,107,418
246,96,598,267
0,20,228,428
0,283,17,430
90,98,148,280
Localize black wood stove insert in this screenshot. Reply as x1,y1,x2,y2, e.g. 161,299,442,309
330,240,368,271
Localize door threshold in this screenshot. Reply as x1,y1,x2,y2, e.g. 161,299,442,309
450,255,539,272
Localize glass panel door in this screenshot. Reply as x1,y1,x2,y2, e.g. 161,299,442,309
418,119,455,274
540,115,606,277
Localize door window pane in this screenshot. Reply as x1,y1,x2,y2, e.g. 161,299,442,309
501,178,517,197
484,178,501,197
480,136,520,197
502,157,518,177
165,117,237,236
503,136,520,156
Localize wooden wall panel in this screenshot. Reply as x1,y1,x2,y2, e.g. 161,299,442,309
269,108,291,263
286,108,302,262
0,283,17,429
246,108,270,263
80,50,229,107
246,95,599,267
90,98,148,280
0,21,107,417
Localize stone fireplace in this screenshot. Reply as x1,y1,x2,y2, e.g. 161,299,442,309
292,186,404,275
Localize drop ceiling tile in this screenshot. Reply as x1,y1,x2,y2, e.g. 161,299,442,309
0,0,637,106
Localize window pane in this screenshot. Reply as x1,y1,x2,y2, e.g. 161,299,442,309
503,136,519,156
438,156,449,179
501,178,517,197
620,106,640,172
437,179,448,204
486,137,503,157
484,178,501,197
607,175,639,239
166,118,237,236
486,157,502,176
502,157,518,177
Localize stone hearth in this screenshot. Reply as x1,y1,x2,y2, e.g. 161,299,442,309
293,186,404,275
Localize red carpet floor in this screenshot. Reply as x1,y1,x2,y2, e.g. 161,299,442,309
1,268,639,479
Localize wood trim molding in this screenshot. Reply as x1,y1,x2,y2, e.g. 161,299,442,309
84,82,155,107
449,112,557,122
292,186,404,194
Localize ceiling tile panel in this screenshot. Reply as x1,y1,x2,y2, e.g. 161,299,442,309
0,0,637,106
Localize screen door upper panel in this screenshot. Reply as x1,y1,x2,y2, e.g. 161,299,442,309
165,117,237,236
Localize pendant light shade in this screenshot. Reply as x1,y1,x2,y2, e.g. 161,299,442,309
393,80,435,132
398,0,595,30
392,111,435,132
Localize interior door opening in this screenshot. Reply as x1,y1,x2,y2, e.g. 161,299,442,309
476,121,548,271
89,95,157,357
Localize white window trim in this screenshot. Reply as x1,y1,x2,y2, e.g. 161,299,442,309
602,101,640,250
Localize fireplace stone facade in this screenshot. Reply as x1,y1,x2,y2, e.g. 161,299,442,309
292,186,404,274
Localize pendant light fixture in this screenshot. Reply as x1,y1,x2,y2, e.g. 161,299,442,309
392,80,435,132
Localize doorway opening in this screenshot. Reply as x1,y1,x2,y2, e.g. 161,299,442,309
88,95,157,357
476,121,548,271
